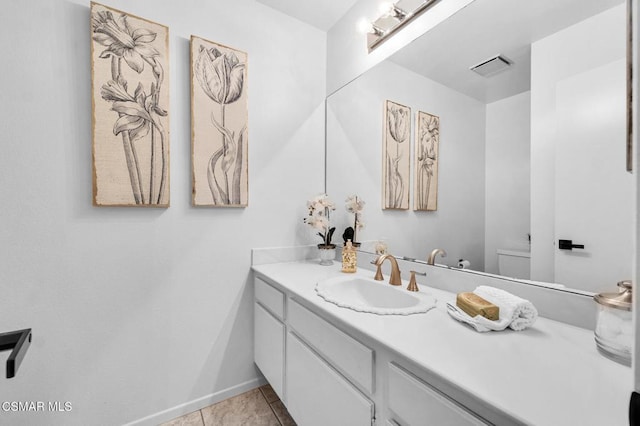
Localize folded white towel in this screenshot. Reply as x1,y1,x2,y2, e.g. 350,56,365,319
447,286,538,332
446,303,493,332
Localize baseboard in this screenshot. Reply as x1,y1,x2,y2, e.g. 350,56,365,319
123,376,268,426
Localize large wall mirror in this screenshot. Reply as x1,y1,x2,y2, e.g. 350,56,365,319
326,0,632,294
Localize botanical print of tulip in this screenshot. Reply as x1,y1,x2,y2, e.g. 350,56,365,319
91,3,169,206
415,111,439,211
383,100,410,210
191,36,248,207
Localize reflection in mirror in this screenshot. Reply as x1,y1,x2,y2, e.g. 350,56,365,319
326,0,631,294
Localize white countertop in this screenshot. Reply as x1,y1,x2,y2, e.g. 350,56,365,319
252,260,632,426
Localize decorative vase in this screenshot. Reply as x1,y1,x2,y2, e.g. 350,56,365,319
317,244,337,266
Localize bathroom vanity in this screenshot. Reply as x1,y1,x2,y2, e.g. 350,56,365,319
252,257,630,426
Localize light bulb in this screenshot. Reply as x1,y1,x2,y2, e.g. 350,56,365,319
378,1,394,15
357,18,373,34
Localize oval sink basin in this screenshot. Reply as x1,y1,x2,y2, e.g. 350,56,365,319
315,276,437,315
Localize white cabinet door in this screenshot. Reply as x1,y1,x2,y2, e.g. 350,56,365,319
286,333,373,426
254,303,285,399
388,363,488,426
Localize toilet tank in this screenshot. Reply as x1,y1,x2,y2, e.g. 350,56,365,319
496,249,531,279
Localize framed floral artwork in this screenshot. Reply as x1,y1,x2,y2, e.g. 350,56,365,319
415,111,439,211
383,100,410,210
190,35,248,207
91,2,170,206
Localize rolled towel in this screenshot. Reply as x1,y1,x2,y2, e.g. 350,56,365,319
447,286,538,332
446,303,493,332
474,286,538,331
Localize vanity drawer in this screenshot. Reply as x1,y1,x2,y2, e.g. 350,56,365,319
388,363,488,426
255,277,285,320
288,299,374,394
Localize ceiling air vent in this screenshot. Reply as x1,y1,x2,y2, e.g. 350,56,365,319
470,55,512,77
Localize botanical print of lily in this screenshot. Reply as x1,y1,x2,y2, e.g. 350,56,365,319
415,111,439,211
191,35,248,207
383,100,410,210
91,3,170,207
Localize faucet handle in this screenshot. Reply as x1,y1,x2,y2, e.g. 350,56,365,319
371,259,384,281
407,270,426,292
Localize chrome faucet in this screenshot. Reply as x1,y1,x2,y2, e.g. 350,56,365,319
427,248,447,265
373,254,402,286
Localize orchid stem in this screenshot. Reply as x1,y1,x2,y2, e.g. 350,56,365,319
353,212,358,242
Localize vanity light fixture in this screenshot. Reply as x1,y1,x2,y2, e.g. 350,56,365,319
387,3,408,20
370,24,385,37
366,0,440,52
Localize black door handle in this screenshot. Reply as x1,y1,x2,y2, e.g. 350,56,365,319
559,239,585,250
0,329,32,378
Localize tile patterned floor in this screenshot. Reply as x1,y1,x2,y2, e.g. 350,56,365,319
160,385,296,426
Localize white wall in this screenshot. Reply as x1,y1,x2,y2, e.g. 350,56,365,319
326,60,486,267
484,92,531,274
530,4,626,283
0,0,325,424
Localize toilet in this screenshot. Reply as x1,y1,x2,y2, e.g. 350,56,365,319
496,248,531,279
